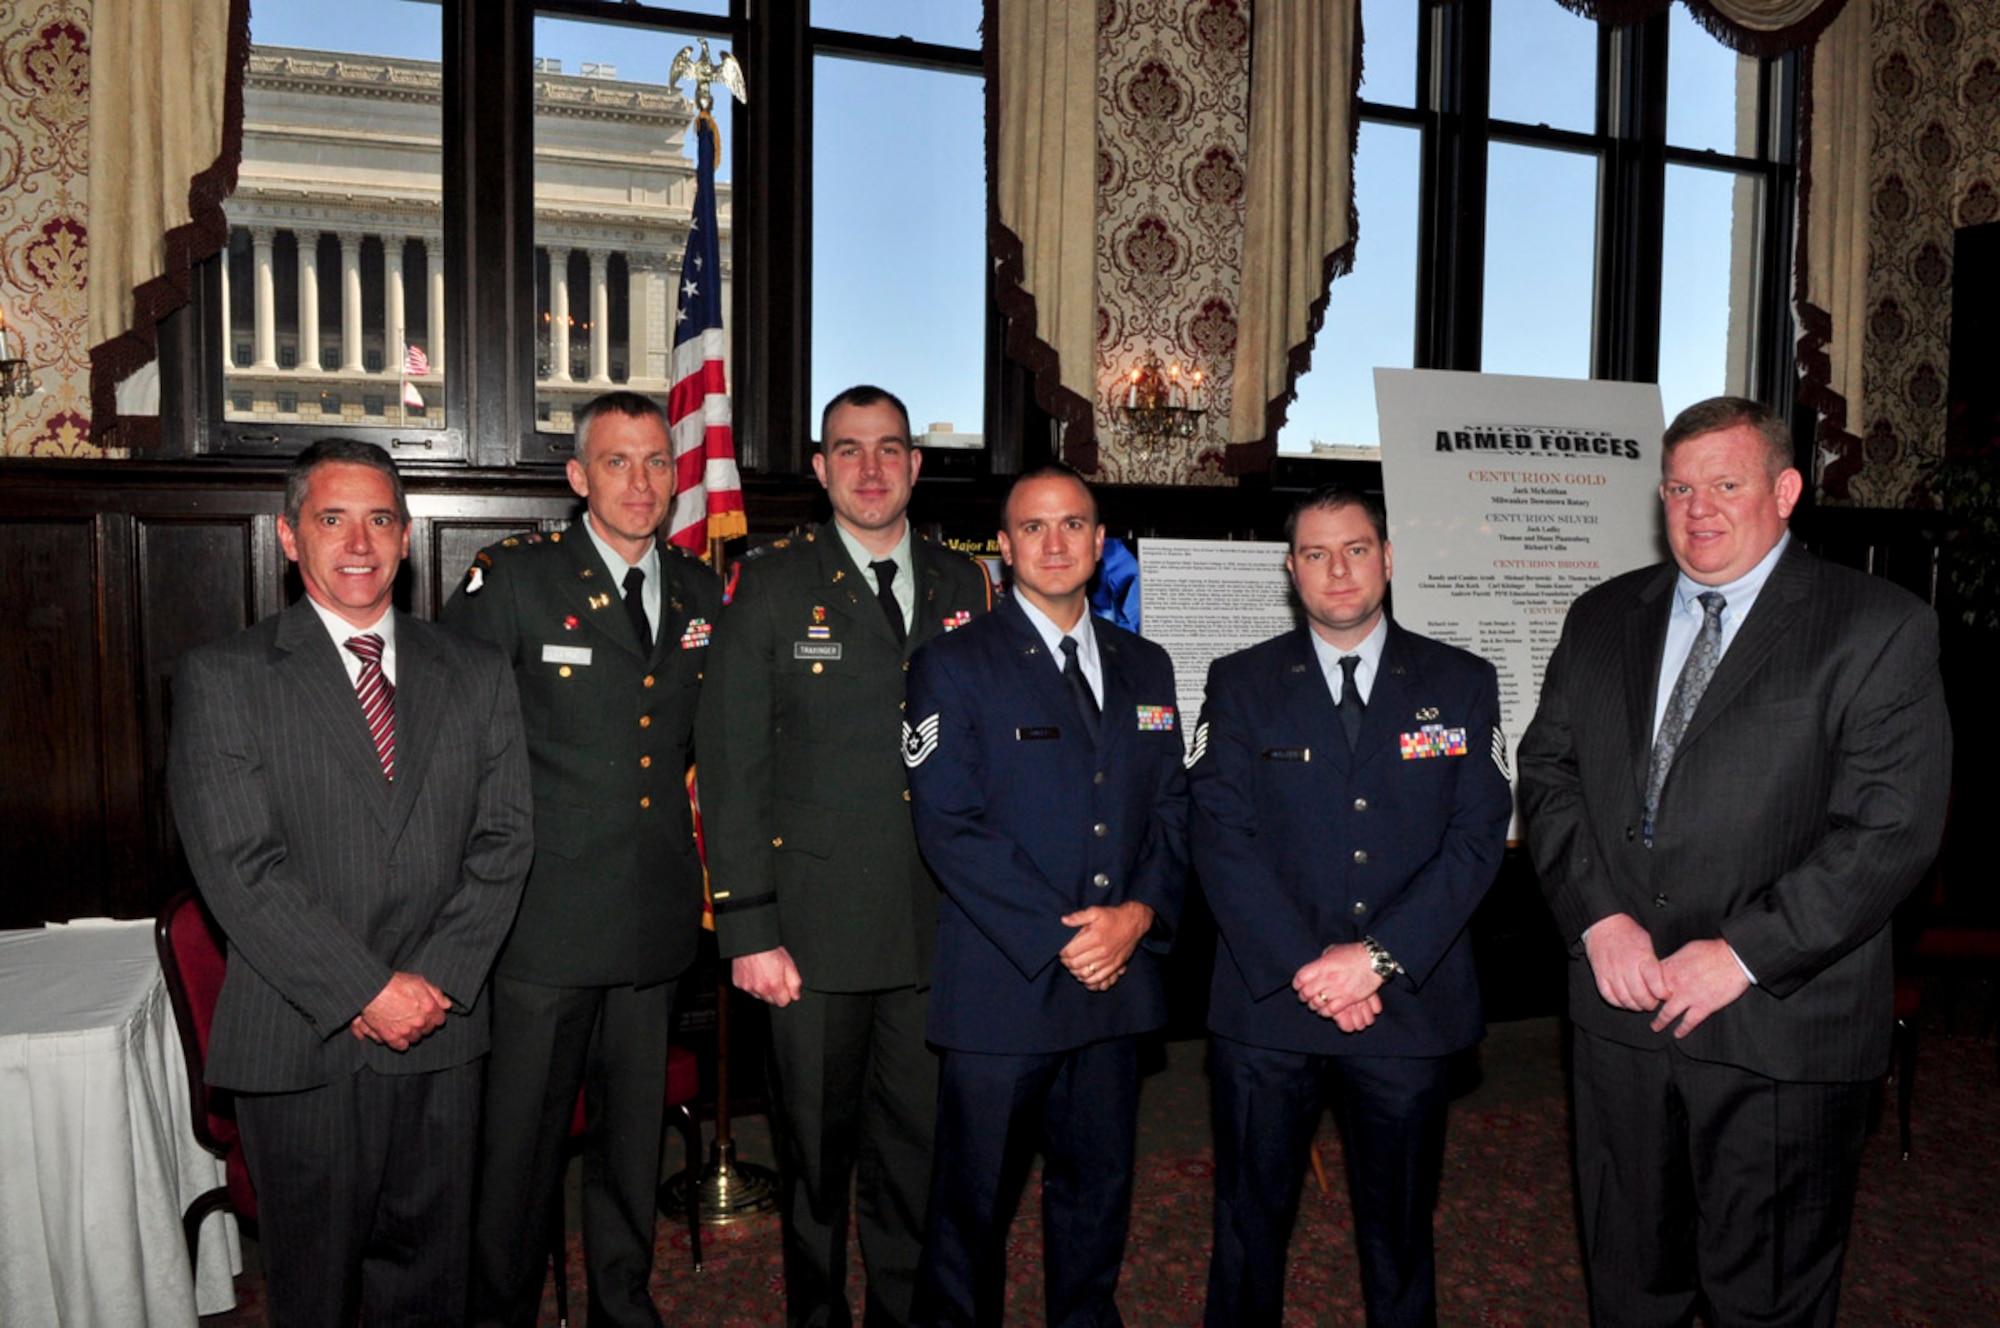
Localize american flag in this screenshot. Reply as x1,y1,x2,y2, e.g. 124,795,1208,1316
666,112,746,554
401,343,429,410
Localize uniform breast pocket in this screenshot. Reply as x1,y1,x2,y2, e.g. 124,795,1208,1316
522,657,609,737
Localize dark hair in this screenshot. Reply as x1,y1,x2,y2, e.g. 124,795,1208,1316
574,390,669,461
1284,484,1386,548
1003,461,1100,527
818,385,913,449
1661,396,1793,478
284,439,409,525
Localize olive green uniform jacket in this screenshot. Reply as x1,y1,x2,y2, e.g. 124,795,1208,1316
441,526,722,988
696,522,991,991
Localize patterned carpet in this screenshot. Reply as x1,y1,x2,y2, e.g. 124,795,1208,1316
204,1019,2000,1326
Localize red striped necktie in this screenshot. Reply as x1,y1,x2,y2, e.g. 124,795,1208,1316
344,633,397,782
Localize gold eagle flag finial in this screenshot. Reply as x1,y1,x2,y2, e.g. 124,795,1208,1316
667,37,748,116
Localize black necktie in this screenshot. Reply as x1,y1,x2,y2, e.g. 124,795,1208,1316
1061,636,1100,741
870,559,907,646
622,566,651,652
1335,654,1364,751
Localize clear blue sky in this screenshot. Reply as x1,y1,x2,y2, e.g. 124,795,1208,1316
251,0,1759,453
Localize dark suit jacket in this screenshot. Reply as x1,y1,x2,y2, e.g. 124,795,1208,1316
439,527,720,988
168,603,534,1093
695,522,992,992
1191,623,1513,1058
905,596,1190,1054
1517,540,1952,1082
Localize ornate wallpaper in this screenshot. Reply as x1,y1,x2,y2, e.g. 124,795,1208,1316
1092,0,1249,485
1840,0,2000,505
0,0,93,457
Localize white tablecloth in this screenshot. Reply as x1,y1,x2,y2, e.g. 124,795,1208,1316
0,920,242,1325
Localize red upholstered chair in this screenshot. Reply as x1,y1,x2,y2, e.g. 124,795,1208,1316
154,888,259,1264
548,1043,703,1325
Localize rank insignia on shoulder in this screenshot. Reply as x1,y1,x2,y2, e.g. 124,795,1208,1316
464,566,485,594
1184,718,1209,769
1400,724,1468,760
681,618,713,650
1491,726,1511,780
943,609,972,631
902,713,940,767
1136,704,1176,732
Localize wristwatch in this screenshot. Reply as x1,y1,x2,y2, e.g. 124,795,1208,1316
1362,935,1404,981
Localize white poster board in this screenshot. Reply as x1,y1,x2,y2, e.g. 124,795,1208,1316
1374,369,1668,813
1136,538,1294,756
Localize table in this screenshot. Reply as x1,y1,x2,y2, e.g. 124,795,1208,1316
0,920,242,1325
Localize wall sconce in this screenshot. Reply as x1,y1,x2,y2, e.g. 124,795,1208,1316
1115,350,1205,456
0,308,43,435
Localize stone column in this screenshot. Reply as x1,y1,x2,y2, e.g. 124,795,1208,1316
588,248,612,385
550,248,573,383
219,232,234,358
385,236,407,374
423,235,444,370
338,231,365,374
297,230,321,370
627,252,659,384
250,226,279,371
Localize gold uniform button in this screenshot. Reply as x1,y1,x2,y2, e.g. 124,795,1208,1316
812,662,824,674
640,756,652,769
558,665,572,678
639,716,652,728
772,836,784,847
643,674,656,688
903,790,911,802
639,796,652,809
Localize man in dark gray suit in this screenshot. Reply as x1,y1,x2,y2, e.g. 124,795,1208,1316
696,385,991,1326
169,439,533,1326
1518,397,1951,1327
446,391,720,1328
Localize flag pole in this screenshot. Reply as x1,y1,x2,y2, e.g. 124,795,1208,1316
653,44,774,1228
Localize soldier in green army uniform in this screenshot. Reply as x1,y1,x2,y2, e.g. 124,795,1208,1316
444,391,722,1328
696,385,991,1327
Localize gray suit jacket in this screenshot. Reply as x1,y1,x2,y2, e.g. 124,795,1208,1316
168,602,533,1092
1517,540,1951,1082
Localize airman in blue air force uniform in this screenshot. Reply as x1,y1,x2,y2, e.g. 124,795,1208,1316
905,463,1189,1328
1191,485,1512,1328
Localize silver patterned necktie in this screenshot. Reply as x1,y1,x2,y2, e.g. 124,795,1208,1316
1643,591,1725,844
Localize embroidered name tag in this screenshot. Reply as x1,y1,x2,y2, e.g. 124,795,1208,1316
1135,704,1176,731
1399,724,1468,760
1016,726,1061,741
680,618,712,649
542,644,592,666
793,642,842,660
1261,747,1311,762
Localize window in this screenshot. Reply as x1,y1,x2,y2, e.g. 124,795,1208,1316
183,0,997,476
1279,0,1795,452
214,0,447,446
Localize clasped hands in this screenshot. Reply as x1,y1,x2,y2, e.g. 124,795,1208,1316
1294,943,1385,1033
1584,912,1749,1037
349,971,452,1050
1059,902,1154,992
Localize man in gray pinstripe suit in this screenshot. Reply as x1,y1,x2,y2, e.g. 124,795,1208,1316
1519,398,1951,1327
170,440,533,1326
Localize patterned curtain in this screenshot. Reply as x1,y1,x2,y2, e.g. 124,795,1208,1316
85,0,249,449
